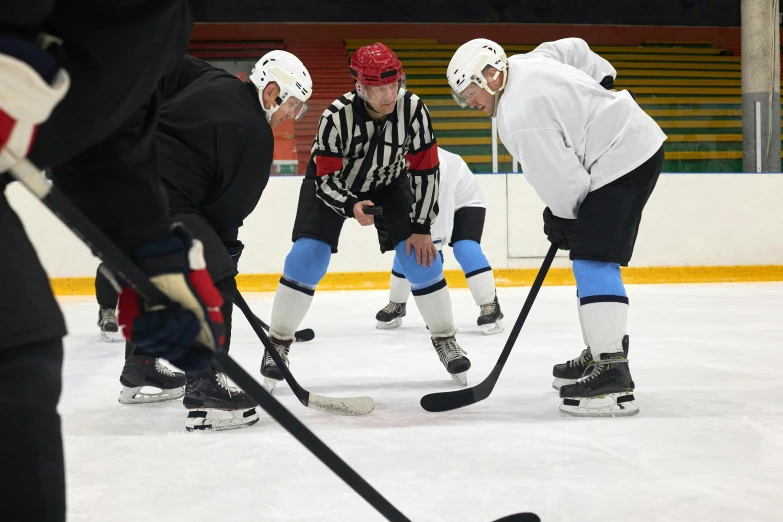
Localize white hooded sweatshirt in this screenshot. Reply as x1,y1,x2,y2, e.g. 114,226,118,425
496,38,667,219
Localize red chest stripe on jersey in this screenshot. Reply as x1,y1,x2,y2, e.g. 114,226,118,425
316,155,344,177
406,143,439,172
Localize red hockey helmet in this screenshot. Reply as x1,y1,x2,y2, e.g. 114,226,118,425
350,42,404,86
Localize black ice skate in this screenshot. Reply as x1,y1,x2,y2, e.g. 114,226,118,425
118,356,186,404
552,335,629,391
98,307,119,342
260,336,292,392
558,350,638,418
477,294,504,335
375,301,406,329
184,371,259,431
431,335,471,386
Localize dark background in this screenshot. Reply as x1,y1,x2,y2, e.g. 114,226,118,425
190,0,743,26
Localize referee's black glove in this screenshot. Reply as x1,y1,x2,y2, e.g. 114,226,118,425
543,207,576,251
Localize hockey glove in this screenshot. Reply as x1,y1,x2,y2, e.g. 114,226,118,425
117,224,225,371
0,33,70,173
543,207,577,251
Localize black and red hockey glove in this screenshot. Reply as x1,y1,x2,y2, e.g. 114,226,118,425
118,224,224,371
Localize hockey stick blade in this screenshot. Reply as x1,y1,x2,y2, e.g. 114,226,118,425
420,364,503,413
253,313,315,343
235,292,374,416
420,244,558,413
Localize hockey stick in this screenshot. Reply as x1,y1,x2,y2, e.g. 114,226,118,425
7,158,406,521
8,158,539,522
420,243,558,413
252,313,315,343
234,291,374,416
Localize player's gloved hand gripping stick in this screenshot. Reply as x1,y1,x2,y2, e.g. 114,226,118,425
8,156,540,522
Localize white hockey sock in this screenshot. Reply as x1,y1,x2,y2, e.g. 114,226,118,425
466,269,496,306
389,271,411,304
576,297,589,347
578,301,628,359
412,281,457,337
269,278,314,342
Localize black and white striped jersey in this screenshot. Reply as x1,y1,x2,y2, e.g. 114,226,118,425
306,90,440,235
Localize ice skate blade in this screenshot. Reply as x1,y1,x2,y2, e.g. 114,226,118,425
118,386,185,405
479,319,504,335
262,377,279,393
559,391,639,418
100,331,120,343
376,317,402,330
451,372,468,386
551,377,578,391
185,407,260,432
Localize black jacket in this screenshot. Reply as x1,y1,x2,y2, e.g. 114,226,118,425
156,56,274,242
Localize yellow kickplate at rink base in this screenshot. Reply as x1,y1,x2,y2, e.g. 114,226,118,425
50,265,783,296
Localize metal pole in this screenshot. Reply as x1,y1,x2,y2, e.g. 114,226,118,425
755,101,762,173
491,117,498,173
741,0,781,172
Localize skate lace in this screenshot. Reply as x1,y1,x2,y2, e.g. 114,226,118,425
433,337,467,363
579,356,628,383
215,372,241,397
569,347,593,368
154,359,176,377
100,307,117,326
479,300,497,317
381,302,402,314
265,343,291,366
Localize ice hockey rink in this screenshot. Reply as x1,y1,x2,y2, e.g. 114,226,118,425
58,283,783,522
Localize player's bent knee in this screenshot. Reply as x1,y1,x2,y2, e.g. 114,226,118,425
394,242,444,289
572,259,626,298
452,240,490,274
283,238,331,287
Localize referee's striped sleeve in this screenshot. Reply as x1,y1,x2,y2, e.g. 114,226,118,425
405,99,440,235
312,113,358,217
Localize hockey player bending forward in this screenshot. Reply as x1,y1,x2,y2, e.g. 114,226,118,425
447,38,666,416
264,42,472,387
375,147,503,335
99,53,313,431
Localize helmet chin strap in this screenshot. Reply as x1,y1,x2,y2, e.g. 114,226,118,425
259,91,282,123
365,100,384,115
483,69,507,118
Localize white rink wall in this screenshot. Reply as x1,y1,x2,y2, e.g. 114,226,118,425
6,173,783,279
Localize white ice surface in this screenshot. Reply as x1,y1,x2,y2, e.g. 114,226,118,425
58,283,783,522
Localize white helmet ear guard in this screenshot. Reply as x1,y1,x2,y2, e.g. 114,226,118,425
250,50,313,122
447,38,508,108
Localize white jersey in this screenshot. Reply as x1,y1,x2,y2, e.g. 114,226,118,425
496,38,667,219
430,147,486,245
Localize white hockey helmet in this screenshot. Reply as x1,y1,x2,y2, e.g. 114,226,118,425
249,50,313,122
447,39,508,110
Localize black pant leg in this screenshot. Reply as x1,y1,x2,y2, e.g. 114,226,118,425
0,188,67,350
95,264,120,309
0,338,65,522
291,177,347,254
372,176,415,252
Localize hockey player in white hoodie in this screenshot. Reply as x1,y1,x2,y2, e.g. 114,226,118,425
447,38,667,417
374,147,503,335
